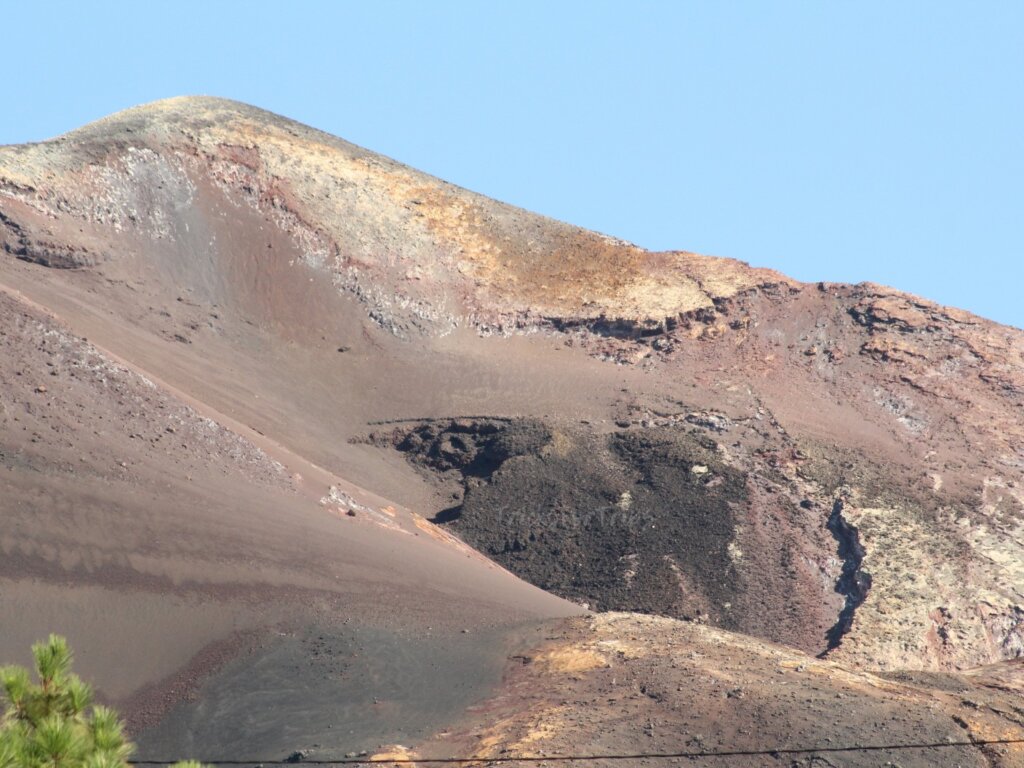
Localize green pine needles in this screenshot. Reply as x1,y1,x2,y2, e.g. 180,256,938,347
0,635,207,768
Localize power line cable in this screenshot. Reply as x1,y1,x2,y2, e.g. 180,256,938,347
128,735,1024,764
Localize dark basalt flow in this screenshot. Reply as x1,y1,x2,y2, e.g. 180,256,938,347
372,419,749,629
822,499,872,653
547,314,678,340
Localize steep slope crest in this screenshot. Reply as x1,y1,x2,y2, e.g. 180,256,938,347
0,96,788,338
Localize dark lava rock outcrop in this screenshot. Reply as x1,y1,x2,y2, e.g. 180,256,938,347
382,420,747,618
373,418,855,655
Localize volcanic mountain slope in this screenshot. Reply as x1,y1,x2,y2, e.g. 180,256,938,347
415,613,1024,768
0,285,581,757
1,96,1023,763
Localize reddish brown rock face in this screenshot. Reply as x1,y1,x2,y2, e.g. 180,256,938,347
1,97,1021,759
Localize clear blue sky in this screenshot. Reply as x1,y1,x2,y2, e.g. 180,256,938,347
4,2,1022,328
